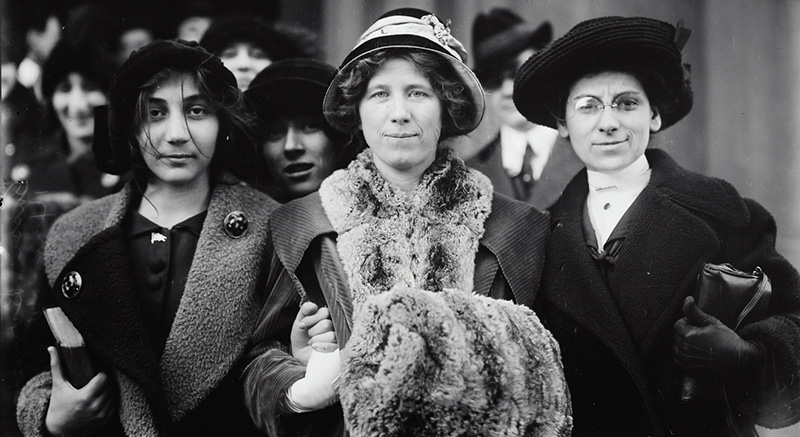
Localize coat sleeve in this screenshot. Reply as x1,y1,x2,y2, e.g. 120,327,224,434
16,372,51,437
240,240,307,436
724,198,800,428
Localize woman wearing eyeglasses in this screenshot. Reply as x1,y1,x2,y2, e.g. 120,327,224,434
513,16,800,437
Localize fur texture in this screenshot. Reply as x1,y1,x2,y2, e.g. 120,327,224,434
320,148,493,308
341,287,572,436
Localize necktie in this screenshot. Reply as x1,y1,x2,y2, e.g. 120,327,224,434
516,143,535,199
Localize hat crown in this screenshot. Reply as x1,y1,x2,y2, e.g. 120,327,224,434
472,8,526,47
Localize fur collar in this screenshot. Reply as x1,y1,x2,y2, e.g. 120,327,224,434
319,148,493,308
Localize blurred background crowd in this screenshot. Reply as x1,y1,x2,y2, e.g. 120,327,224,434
1,0,798,435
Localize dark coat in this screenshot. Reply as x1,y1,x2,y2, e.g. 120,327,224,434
16,181,277,437
538,149,800,437
242,191,550,436
465,134,584,210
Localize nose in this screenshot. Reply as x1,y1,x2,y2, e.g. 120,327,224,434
283,126,306,158
389,96,410,124
165,114,190,145
596,105,619,134
67,88,92,117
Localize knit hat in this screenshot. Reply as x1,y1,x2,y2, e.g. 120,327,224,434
513,16,693,130
323,8,485,136
471,8,552,83
95,39,236,175
245,58,335,119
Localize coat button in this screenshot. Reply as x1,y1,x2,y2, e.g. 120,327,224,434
223,211,248,238
61,271,82,299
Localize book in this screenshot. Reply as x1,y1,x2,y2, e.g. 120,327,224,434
43,307,97,389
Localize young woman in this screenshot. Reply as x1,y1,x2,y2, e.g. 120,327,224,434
241,9,571,436
244,58,356,202
513,16,800,436
16,39,277,437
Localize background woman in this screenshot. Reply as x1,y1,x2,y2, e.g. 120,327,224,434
16,39,276,436
513,16,800,437
241,9,570,436
243,58,356,202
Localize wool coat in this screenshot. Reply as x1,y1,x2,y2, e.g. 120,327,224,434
465,134,584,211
16,180,277,437
242,186,552,437
538,148,800,437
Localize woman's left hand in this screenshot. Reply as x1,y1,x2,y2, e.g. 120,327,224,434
291,302,337,365
673,296,765,381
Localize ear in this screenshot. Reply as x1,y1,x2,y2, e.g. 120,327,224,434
650,109,662,132
556,120,570,139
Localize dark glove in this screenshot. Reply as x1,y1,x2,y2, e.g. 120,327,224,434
673,296,765,381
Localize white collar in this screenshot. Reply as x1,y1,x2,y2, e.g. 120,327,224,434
500,124,558,176
587,153,651,193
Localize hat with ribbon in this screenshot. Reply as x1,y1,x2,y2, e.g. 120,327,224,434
94,39,236,175
513,16,693,130
323,8,485,136
471,8,552,84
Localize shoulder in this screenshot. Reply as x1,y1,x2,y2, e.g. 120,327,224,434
487,193,550,235
270,192,333,273
646,149,750,228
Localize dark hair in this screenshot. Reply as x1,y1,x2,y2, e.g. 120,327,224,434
552,60,689,126
326,48,475,142
126,67,255,184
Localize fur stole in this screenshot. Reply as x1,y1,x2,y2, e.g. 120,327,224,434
319,148,493,308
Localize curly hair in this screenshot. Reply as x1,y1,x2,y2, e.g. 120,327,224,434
326,48,476,142
127,67,255,184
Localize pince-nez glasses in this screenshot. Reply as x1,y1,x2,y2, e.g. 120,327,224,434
572,96,642,117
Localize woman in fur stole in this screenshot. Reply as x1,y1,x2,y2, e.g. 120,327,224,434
513,16,800,436
15,39,279,436
241,8,571,437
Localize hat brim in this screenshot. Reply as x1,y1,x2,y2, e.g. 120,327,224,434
323,34,485,136
513,17,691,130
247,76,329,118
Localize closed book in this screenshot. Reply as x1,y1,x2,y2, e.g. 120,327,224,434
43,307,97,388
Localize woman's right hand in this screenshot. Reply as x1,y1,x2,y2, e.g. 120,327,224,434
45,347,117,436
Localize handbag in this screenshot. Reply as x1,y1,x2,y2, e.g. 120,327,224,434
682,263,772,436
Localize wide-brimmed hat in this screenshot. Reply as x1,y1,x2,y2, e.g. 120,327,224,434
245,58,335,119
323,8,485,136
471,8,552,83
513,16,693,130
95,39,236,175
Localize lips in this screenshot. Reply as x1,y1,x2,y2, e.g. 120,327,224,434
385,132,416,139
284,162,314,177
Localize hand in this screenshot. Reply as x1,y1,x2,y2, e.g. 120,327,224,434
45,347,117,436
286,349,341,412
290,302,337,366
674,296,765,381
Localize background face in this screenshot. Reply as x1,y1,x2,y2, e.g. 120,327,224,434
358,58,442,179
262,118,339,201
218,41,272,91
51,72,108,144
137,73,219,188
558,71,661,173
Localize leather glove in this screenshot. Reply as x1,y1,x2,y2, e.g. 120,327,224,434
286,349,341,412
674,296,765,381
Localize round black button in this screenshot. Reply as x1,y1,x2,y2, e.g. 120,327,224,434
61,271,82,299
146,274,163,291
223,211,248,238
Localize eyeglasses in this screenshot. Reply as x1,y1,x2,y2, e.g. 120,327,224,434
572,96,642,117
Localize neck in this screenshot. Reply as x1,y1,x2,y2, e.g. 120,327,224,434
139,176,212,228
66,135,92,160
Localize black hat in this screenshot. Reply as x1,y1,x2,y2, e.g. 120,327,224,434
41,39,115,101
199,14,317,61
95,39,236,175
245,58,336,119
513,16,693,130
471,8,552,82
323,8,485,136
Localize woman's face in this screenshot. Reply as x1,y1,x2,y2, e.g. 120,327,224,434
557,71,662,173
358,58,442,179
137,73,219,188
52,72,108,144
262,117,339,201
218,41,271,91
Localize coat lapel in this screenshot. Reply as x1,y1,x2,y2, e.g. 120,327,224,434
160,183,274,422
46,185,162,400
530,136,584,210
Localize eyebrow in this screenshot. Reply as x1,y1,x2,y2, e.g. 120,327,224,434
572,90,643,101
147,94,207,105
